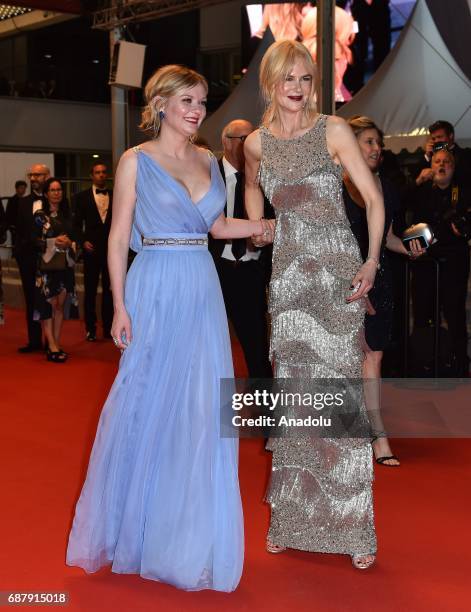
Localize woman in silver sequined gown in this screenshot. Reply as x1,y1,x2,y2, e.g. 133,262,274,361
245,41,385,569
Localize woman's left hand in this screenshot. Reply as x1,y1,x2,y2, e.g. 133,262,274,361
408,238,427,258
55,234,72,249
346,259,377,303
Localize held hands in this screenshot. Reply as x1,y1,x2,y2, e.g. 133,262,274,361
346,259,377,303
111,308,132,350
55,234,72,249
252,218,276,247
83,240,95,252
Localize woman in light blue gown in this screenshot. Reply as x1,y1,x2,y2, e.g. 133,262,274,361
66,65,273,592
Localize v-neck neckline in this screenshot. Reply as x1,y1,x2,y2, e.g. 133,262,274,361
139,149,214,207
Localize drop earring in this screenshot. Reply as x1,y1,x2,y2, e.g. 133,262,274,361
159,109,165,121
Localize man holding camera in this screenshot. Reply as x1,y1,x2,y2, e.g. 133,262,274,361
411,149,471,375
14,163,50,352
416,120,471,188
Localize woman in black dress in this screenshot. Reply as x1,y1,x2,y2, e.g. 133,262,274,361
343,116,424,466
34,177,76,362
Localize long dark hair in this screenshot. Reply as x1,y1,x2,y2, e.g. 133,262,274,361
43,177,71,218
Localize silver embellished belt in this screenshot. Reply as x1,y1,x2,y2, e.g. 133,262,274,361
142,237,208,247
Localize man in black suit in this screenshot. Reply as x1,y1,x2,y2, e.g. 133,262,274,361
15,164,50,352
73,162,113,341
209,119,273,379
5,180,27,249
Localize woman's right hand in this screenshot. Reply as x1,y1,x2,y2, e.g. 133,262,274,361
415,168,434,186
346,259,377,303
252,218,276,247
111,308,132,350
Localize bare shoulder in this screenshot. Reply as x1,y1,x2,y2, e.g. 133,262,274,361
325,114,351,138
194,145,214,161
244,129,262,160
325,115,356,157
120,146,140,165
115,147,139,181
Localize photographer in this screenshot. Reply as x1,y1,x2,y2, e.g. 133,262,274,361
415,120,471,188
411,149,471,375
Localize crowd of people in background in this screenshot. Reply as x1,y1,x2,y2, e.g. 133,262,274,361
1,161,113,359
0,47,470,593
1,116,470,377
0,75,63,100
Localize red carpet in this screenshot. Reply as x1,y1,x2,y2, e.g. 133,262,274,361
1,307,470,611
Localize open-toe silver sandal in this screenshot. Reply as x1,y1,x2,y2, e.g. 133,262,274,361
266,541,286,554
351,553,376,570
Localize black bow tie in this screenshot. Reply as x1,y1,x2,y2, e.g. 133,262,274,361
95,188,107,195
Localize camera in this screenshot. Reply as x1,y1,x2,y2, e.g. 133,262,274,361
402,223,434,250
33,209,48,228
432,141,450,154
449,213,471,240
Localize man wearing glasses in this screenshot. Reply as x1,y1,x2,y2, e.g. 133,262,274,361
209,119,273,379
15,163,50,353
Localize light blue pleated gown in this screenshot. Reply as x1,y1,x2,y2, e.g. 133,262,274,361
66,149,244,592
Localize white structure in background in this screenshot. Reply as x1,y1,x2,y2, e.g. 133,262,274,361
338,0,471,152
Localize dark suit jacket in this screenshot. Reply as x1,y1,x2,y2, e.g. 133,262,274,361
5,194,21,229
72,187,113,252
14,194,46,257
0,198,7,244
209,159,274,272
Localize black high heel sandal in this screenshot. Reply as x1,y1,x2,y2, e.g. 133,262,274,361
371,431,400,467
46,349,68,363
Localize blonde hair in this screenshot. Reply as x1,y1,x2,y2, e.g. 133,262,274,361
139,64,208,137
259,40,317,127
347,115,384,146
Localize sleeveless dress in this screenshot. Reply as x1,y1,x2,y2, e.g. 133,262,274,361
259,116,376,555
343,175,398,351
66,149,244,592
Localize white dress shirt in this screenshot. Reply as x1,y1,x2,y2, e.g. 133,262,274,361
93,185,109,223
221,157,260,262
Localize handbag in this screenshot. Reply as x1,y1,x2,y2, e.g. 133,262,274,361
39,236,75,271
402,223,435,250
39,251,68,271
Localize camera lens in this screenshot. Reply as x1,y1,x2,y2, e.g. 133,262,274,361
432,141,449,153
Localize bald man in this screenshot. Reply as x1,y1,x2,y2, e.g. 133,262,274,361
209,119,274,378
15,163,50,352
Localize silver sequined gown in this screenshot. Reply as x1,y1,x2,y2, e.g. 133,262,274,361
259,115,376,555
